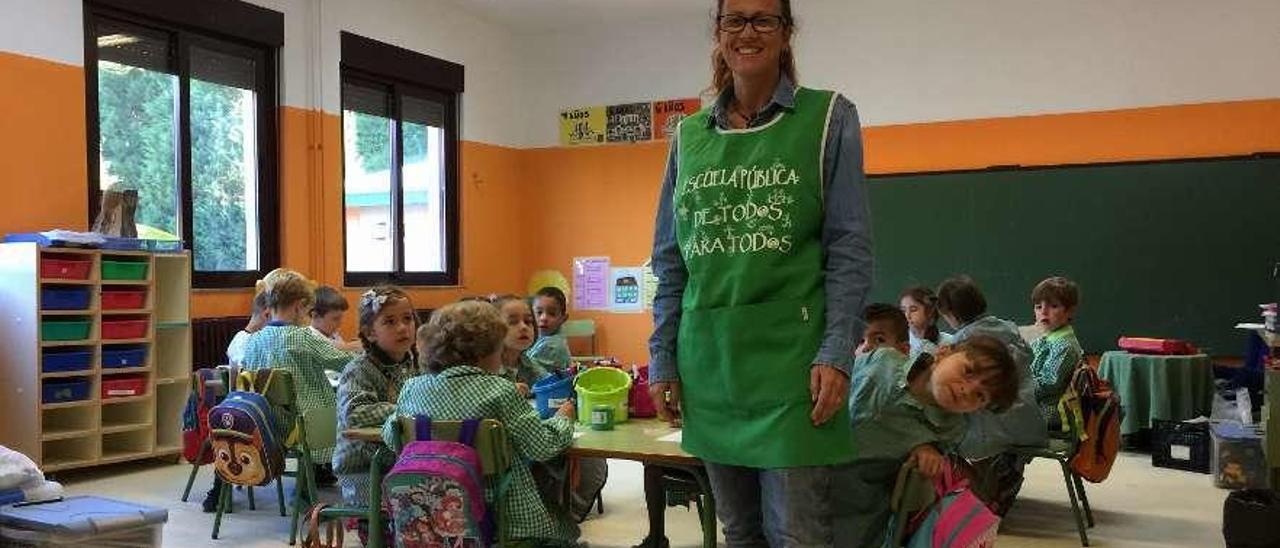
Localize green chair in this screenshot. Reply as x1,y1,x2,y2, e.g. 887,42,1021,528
888,463,937,547
306,446,393,548
1011,419,1095,547
387,416,514,548
180,367,231,503
286,404,339,545
210,369,295,540
560,319,597,357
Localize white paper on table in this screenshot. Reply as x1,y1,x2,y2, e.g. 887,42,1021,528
573,431,585,439
656,430,682,443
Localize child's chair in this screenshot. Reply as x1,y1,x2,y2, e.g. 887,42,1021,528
387,415,514,547
210,368,295,540
304,445,394,548
656,464,717,548
1011,412,1095,546
561,319,597,357
180,367,230,502
287,405,340,545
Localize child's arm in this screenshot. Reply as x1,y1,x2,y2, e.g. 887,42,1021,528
527,337,572,373
304,332,359,372
338,362,397,429
496,384,575,462
516,354,550,386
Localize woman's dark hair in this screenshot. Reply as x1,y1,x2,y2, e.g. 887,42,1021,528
710,0,797,96
900,285,941,343
936,276,988,325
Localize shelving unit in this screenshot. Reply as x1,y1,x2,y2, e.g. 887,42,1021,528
0,243,191,472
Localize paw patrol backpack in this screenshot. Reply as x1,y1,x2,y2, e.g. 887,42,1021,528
208,391,284,487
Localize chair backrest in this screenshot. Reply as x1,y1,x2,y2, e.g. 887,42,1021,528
301,406,338,452
561,319,596,356
889,463,937,547
390,416,512,478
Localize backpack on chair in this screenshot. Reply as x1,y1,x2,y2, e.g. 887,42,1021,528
182,368,227,465
208,374,285,488
1058,365,1123,483
382,417,490,548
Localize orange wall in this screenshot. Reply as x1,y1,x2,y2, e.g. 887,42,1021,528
4,51,1279,363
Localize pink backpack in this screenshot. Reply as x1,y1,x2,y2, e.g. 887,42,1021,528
382,418,491,548
908,464,999,548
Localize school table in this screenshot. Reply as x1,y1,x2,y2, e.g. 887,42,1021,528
1097,351,1214,436
344,420,717,548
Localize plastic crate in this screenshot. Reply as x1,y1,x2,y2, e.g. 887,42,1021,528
1151,419,1211,473
38,257,91,280
100,260,148,281
0,495,166,547
101,346,147,369
42,349,92,373
101,375,147,399
101,319,147,340
42,379,90,404
40,320,90,342
1212,422,1269,490
40,287,90,311
101,290,145,310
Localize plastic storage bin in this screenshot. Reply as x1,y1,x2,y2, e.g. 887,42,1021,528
38,257,91,280
101,319,147,340
533,372,575,419
101,376,147,399
40,320,90,342
42,349,92,373
573,366,631,425
40,287,90,311
42,379,90,404
100,260,148,281
1212,422,1269,490
102,346,147,369
0,495,166,547
101,290,145,310
1151,419,1210,473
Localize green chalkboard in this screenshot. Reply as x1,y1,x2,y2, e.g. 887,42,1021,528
865,156,1280,356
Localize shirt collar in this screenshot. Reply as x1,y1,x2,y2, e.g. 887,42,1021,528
708,74,797,128
439,365,490,379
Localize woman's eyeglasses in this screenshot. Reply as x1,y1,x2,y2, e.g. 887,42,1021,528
717,14,787,34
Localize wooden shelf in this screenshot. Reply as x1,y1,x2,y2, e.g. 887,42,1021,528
101,395,152,405
41,309,93,316
156,377,182,385
101,423,152,435
41,370,95,379
101,338,150,345
42,400,97,410
39,278,94,285
101,308,152,315
156,321,189,329
42,456,98,472
98,450,155,466
101,366,151,376
101,280,151,286
41,428,97,441
42,339,98,347
154,445,182,456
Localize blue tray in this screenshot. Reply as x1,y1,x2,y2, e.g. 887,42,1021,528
102,346,147,369
41,287,90,311
42,349,92,373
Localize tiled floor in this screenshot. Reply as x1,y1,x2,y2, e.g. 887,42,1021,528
51,451,1225,547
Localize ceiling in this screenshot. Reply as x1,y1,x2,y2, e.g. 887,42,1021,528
442,0,713,33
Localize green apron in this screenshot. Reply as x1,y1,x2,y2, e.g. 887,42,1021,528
674,87,854,468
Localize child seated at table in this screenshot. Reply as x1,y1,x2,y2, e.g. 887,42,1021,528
333,286,421,507
387,301,581,546
529,287,573,373
845,302,1019,548
1029,276,1084,425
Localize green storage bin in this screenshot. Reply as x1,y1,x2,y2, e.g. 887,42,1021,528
42,320,91,341
101,260,148,281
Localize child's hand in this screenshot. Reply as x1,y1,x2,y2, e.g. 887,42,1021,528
515,382,531,398
556,399,576,419
909,444,946,479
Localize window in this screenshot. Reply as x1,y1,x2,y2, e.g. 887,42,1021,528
341,32,462,287
85,0,281,287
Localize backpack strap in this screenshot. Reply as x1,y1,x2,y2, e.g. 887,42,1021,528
414,415,433,441
458,419,481,447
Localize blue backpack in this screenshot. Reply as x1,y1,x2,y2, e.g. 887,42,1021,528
208,391,283,487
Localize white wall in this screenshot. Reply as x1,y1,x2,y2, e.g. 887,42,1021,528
0,0,83,65
518,0,1280,147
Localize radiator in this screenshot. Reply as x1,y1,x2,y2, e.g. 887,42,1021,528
193,316,249,370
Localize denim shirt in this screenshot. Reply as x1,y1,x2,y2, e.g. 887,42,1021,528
648,75,873,382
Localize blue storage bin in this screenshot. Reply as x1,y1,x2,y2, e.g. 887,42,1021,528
42,379,90,404
533,371,575,419
40,287,90,311
42,349,92,373
0,495,167,546
102,346,147,369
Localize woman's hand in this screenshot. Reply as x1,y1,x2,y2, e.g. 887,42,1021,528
649,381,683,427
810,364,849,426
909,444,946,479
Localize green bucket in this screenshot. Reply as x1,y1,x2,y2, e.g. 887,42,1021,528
573,366,631,425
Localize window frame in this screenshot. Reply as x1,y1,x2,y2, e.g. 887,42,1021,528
83,1,281,288
339,32,462,288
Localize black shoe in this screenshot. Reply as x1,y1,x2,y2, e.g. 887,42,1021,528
631,536,669,548
201,487,220,513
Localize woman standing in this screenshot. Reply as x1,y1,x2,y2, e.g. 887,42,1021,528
647,0,873,544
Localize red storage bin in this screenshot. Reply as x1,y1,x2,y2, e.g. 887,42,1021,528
102,319,148,340
101,375,147,398
39,257,91,280
101,290,146,310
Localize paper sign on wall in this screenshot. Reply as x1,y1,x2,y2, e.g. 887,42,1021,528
653,98,702,139
606,103,653,143
560,107,607,146
610,267,645,314
572,257,611,310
